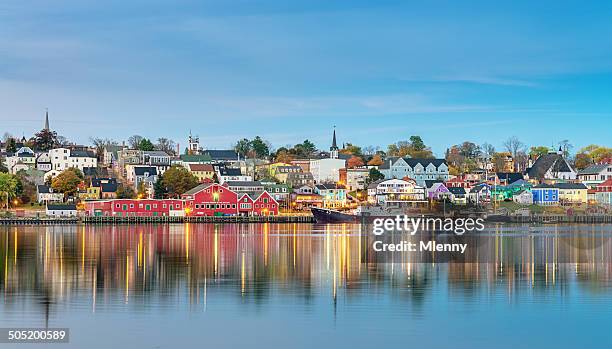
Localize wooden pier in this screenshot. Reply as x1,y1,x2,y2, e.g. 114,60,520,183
0,215,314,225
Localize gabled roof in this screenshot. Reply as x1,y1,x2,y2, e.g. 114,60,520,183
316,183,346,190
225,181,263,187
70,150,96,158
367,179,384,189
219,167,242,176
424,180,443,188
133,166,157,176
380,157,447,170
554,183,588,190
182,183,215,195
527,154,573,179
47,204,76,211
496,172,524,184
188,163,214,172
142,150,170,157
37,185,51,194
204,150,239,161
100,183,118,193
597,178,612,188
180,154,212,163
448,187,466,195
578,164,610,175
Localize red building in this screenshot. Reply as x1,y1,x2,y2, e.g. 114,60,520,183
84,199,185,217
238,191,279,216
182,183,239,216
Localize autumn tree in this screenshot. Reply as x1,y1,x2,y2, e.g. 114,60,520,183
574,153,593,170
529,146,550,159
161,165,199,197
367,154,384,166
339,143,362,157
347,156,365,168
51,168,84,197
387,136,434,158
503,136,526,171
274,149,295,163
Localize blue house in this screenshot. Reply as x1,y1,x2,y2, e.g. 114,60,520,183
531,184,559,205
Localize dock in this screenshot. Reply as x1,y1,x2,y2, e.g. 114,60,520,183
0,215,315,225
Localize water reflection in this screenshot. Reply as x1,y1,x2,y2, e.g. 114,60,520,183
2,224,612,338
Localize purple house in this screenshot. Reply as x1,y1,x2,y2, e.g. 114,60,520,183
426,181,450,199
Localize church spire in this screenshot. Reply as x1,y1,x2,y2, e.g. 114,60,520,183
44,108,49,130
329,126,339,159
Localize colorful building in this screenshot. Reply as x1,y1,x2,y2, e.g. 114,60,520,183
531,184,559,205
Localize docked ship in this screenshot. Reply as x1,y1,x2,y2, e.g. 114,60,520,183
311,206,405,223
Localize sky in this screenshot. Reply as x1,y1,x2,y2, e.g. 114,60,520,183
1,0,611,157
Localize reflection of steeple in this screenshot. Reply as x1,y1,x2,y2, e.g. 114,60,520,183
44,108,50,131
330,126,339,159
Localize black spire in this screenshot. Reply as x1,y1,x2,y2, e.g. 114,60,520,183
330,127,338,151
44,108,49,130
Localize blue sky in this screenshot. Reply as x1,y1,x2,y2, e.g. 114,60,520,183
1,0,611,156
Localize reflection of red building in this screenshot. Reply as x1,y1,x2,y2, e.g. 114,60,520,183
84,199,185,216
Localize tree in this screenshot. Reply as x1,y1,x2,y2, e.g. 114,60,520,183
347,156,365,168
574,153,593,170
292,140,317,158
250,136,270,159
127,135,144,149
90,137,118,161
575,145,612,166
503,136,526,171
367,154,384,166
274,149,295,163
558,140,573,158
116,184,135,199
234,138,252,157
529,146,550,159
33,129,59,151
136,181,147,198
492,152,510,172
160,165,199,197
409,136,426,151
6,138,17,153
0,172,19,209
156,138,176,156
138,138,155,151
153,175,167,199
51,168,83,197
367,168,385,184
340,143,362,157
15,170,36,204
0,153,7,172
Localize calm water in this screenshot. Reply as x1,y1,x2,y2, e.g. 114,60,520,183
1,223,612,348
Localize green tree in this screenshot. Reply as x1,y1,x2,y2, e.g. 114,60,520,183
250,136,270,158
409,136,426,151
367,168,385,184
51,168,83,197
234,138,252,157
153,175,167,199
6,138,17,153
529,146,550,159
161,165,199,197
0,172,19,209
340,143,362,157
138,138,155,151
15,170,36,204
293,140,317,158
33,129,59,151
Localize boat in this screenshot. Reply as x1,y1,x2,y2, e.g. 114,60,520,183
311,206,405,223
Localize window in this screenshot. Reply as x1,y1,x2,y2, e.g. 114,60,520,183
195,204,200,209
139,204,143,208
130,204,134,208
232,204,236,209
163,204,167,208
116,204,120,208
176,204,180,209
153,204,157,208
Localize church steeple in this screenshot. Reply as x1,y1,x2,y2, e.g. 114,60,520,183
330,126,339,159
44,108,49,131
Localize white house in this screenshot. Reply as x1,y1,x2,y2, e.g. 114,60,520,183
46,204,77,217
513,190,533,205
49,148,97,172
369,178,426,207
217,167,252,183
5,147,36,173
526,149,576,182
577,164,612,188
36,152,52,172
37,185,64,203
378,157,449,186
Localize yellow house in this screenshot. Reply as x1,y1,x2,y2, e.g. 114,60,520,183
267,162,293,177
556,183,588,204
79,186,100,201
188,164,216,182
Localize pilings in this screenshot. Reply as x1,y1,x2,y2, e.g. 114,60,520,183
0,215,315,225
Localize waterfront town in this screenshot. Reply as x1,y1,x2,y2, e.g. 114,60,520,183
1,111,611,220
